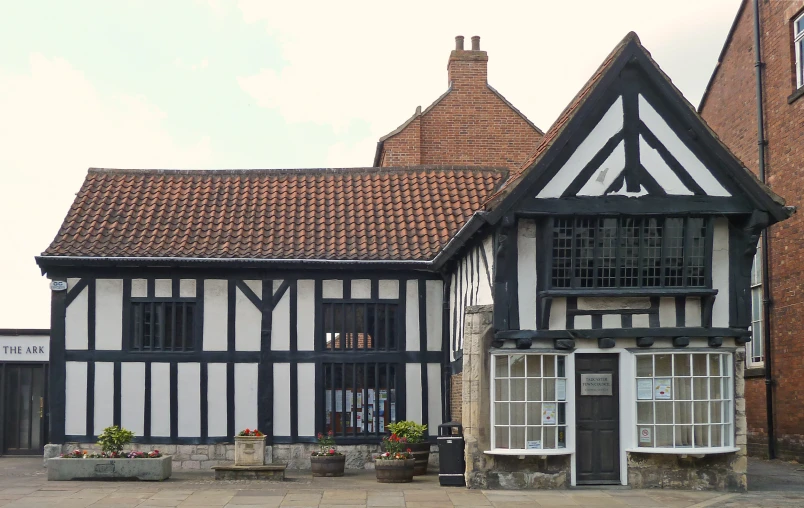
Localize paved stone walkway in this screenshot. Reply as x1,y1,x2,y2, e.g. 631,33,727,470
1,457,803,507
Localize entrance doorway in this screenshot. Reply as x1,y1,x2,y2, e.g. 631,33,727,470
1,364,47,455
575,354,619,484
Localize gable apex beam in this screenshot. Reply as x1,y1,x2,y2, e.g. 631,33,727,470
633,164,667,196
639,123,706,195
621,72,643,192
561,132,624,197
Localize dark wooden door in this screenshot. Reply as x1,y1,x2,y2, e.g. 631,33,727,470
575,354,620,484
2,364,47,455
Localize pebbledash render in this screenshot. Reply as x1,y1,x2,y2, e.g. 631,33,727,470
36,34,791,490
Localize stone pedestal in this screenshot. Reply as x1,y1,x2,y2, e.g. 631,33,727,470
212,464,286,481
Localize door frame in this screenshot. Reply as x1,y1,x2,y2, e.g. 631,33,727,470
0,362,49,456
569,348,634,487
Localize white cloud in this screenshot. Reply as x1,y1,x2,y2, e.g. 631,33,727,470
0,53,214,326
175,57,210,71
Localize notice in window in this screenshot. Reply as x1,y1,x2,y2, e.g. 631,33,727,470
639,427,652,444
357,391,363,409
556,379,567,401
637,379,653,400
335,391,343,412
346,390,353,411
390,402,396,422
654,379,672,400
356,411,362,428
526,440,541,450
542,403,557,425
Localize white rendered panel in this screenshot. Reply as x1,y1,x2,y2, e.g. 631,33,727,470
638,94,730,196
94,362,114,434
65,285,88,350
632,314,651,328
131,279,147,297
538,96,624,198
273,363,291,436
574,315,592,330
203,280,228,351
272,284,290,351
712,218,730,327
235,363,259,431
602,314,621,328
67,278,81,290
351,279,371,299
150,363,171,437
322,280,343,299
405,363,423,424
659,298,676,327
577,141,626,196
235,286,261,351
449,273,456,359
427,364,442,436
65,362,87,436
297,363,316,437
96,279,123,350
180,279,196,298
207,363,228,437
639,136,692,195
426,280,443,352
476,242,493,306
177,363,201,437
483,236,495,282
155,279,172,297
297,280,315,351
517,220,538,329
121,363,145,436
685,298,702,327
406,280,420,352
379,280,399,299
549,298,567,330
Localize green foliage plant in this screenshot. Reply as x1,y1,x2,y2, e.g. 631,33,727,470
385,420,427,444
97,425,135,455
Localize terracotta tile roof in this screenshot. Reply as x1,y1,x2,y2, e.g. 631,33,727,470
41,166,507,262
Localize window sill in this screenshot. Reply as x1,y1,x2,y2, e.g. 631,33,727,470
539,288,717,298
744,366,766,378
485,449,573,457
626,446,738,456
788,87,804,104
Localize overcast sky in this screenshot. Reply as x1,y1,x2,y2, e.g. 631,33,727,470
0,0,741,328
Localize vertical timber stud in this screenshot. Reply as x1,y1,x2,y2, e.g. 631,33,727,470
169,362,178,439
442,274,451,423
494,214,519,331
49,277,67,443
259,279,274,444
289,281,298,442
418,278,429,436
227,280,236,438
314,279,324,437
113,362,121,427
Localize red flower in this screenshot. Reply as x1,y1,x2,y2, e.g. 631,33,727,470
406,448,412,453
329,448,335,454
317,432,323,439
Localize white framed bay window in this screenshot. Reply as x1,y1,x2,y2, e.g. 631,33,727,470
634,352,735,453
491,353,569,453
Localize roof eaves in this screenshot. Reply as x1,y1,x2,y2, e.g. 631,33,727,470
486,84,544,135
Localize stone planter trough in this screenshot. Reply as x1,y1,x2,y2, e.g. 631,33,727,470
235,435,267,466
47,456,172,481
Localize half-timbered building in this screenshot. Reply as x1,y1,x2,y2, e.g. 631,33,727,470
36,33,791,489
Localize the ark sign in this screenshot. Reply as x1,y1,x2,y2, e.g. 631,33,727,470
0,337,49,362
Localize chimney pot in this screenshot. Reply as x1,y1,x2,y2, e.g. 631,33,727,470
471,36,480,50
455,36,464,50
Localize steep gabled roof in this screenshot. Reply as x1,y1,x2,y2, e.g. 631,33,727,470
37,166,507,268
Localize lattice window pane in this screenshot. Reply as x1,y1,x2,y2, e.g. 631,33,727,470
641,218,663,287
574,218,596,288
619,218,640,287
663,218,685,287
552,219,573,288
686,218,707,287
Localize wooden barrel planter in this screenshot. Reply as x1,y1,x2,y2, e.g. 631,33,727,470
407,442,430,475
310,454,345,477
375,459,415,483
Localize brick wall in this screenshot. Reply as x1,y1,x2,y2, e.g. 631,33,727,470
378,39,542,170
700,0,804,461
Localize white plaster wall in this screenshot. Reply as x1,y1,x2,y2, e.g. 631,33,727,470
273,363,291,436
297,280,315,351
449,272,456,360
203,280,228,351
235,363,259,431
272,282,290,351
297,363,315,437
426,363,442,436
121,362,145,436
549,298,567,330
659,297,676,327
155,279,172,297
207,363,228,437
65,362,87,436
351,279,371,299
131,279,147,298
476,238,494,306
322,280,343,299
379,280,399,299
405,280,420,352
96,279,123,350
235,285,261,351
177,363,201,437
150,363,171,437
180,279,196,298
65,285,88,350
425,280,443,352
405,363,422,424
712,218,730,327
685,298,702,327
94,362,114,434
517,220,538,329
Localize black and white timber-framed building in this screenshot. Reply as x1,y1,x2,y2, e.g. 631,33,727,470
36,33,792,489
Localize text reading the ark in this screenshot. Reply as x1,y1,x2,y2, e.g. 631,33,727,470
580,374,613,396
0,338,49,362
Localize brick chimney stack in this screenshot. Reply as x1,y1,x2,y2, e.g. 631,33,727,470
448,35,488,88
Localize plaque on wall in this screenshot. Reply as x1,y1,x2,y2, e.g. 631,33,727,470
580,373,613,396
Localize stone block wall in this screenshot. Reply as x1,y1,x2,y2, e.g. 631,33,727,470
450,372,463,423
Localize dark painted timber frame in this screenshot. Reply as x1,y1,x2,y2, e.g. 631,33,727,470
46,268,443,445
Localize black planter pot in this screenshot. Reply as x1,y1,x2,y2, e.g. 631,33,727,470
310,454,345,477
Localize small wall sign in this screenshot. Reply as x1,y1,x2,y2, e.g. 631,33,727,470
639,427,652,444
0,337,49,361
50,280,68,291
580,373,613,396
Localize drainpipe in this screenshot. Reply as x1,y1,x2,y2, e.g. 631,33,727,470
752,0,775,460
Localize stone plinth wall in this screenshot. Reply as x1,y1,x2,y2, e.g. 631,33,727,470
57,443,439,471
627,452,746,491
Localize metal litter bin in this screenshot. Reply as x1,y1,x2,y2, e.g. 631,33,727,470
438,422,465,486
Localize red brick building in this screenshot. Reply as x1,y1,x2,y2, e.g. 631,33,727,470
700,0,804,461
374,36,543,170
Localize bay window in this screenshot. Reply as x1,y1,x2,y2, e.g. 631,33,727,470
635,352,733,450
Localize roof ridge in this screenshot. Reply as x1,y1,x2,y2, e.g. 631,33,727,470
88,165,509,177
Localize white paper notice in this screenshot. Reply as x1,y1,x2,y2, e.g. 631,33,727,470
326,390,332,411
526,440,541,449
654,379,672,400
542,403,557,425
357,391,363,409
639,427,652,443
346,390,353,411
335,390,343,411
356,412,362,428
637,379,653,400
368,390,375,406
556,379,566,401
390,402,396,422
